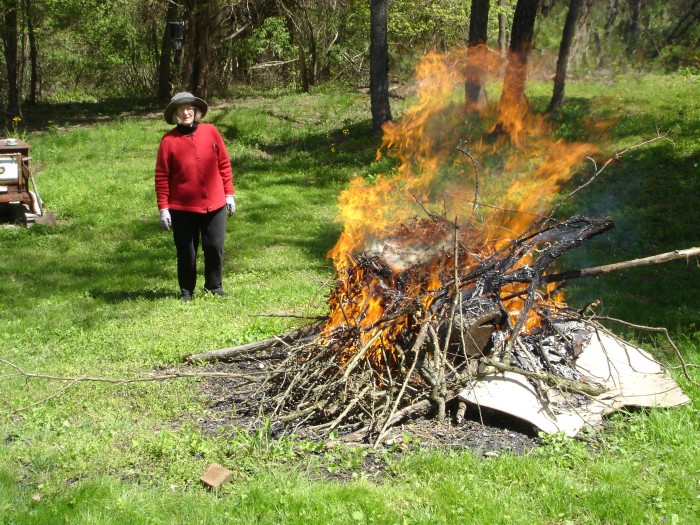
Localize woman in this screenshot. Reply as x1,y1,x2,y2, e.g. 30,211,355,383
155,92,235,301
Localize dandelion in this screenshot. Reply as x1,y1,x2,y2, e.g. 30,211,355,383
342,129,350,135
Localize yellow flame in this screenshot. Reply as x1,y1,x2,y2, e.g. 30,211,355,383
324,46,599,363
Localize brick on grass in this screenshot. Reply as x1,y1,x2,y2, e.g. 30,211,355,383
200,463,233,489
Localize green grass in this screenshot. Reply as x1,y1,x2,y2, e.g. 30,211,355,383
1,76,700,524
526,74,700,330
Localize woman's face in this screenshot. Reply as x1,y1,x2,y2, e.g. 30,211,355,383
176,104,196,126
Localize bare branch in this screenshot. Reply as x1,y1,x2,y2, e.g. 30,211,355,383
543,247,700,283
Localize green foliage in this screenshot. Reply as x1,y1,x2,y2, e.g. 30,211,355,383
634,1,700,72
227,15,296,81
534,0,700,75
660,45,700,74
251,17,294,58
39,0,163,100
133,425,218,461
4,0,700,105
387,0,472,77
389,0,470,50
2,116,28,141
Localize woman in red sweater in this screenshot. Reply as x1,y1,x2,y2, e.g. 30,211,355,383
155,92,235,302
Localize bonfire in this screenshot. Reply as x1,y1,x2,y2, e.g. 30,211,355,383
188,50,692,446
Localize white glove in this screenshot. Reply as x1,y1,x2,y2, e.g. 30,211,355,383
159,208,172,231
226,195,236,216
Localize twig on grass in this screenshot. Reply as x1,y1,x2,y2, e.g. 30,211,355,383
13,380,80,413
0,356,262,413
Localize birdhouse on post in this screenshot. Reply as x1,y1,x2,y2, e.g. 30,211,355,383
169,21,185,51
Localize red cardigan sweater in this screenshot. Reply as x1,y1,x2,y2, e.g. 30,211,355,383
155,123,234,213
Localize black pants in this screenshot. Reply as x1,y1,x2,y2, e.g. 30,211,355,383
170,206,227,296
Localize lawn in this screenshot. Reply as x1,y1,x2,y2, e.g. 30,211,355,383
1,75,699,524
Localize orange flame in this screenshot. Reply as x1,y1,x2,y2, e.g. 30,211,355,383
323,47,598,367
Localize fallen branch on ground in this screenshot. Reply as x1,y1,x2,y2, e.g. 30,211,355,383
184,322,322,363
0,357,263,413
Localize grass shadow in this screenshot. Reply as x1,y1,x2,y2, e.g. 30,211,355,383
12,97,166,132
89,289,175,303
0,218,177,307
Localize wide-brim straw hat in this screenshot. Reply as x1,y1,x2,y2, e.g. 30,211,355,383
164,92,208,124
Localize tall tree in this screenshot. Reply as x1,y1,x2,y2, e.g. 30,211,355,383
277,0,311,92
548,0,583,113
183,0,213,99
495,0,539,136
369,0,391,131
158,1,179,101
297,42,309,92
568,0,594,69
498,0,508,57
624,0,642,59
23,0,37,105
596,0,620,67
465,0,490,113
2,0,21,117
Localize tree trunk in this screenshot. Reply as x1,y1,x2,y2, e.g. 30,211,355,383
498,0,507,58
465,0,490,113
598,0,619,68
192,1,211,99
625,0,642,59
569,0,594,69
467,0,489,51
18,0,26,100
308,29,317,85
183,0,212,99
2,0,21,117
183,0,195,93
369,0,392,132
495,0,539,137
298,42,309,93
548,0,582,113
158,1,179,101
24,0,37,105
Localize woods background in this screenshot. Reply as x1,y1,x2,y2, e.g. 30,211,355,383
0,0,697,123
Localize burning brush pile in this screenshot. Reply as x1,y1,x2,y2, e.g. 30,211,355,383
250,214,615,443
193,51,690,445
